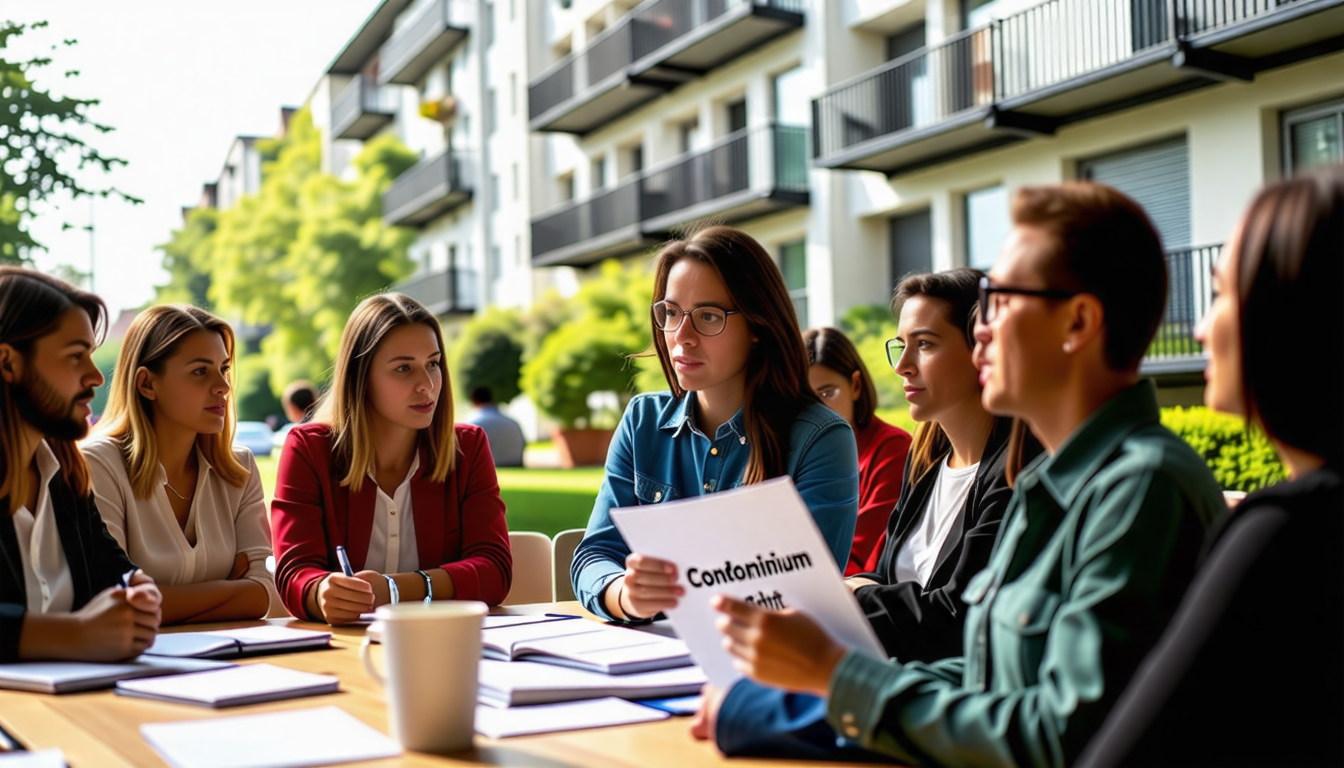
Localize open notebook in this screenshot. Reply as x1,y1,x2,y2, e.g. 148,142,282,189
144,627,331,659
477,659,706,707
115,663,339,708
0,656,234,694
481,621,692,675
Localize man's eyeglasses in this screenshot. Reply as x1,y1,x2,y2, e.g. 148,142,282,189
652,300,741,337
978,276,1080,325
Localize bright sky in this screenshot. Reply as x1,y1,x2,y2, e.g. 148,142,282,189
5,0,380,315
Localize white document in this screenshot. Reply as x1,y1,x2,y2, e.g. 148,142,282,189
115,663,339,708
0,749,67,767
474,697,668,739
476,659,706,707
481,620,691,674
0,656,234,694
611,476,885,687
145,627,331,659
140,705,400,768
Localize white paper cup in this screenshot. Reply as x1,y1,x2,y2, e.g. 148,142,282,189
360,601,487,753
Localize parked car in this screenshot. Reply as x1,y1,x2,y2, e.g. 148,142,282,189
234,421,275,458
272,422,296,451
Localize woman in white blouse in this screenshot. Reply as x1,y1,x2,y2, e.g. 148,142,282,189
82,305,278,623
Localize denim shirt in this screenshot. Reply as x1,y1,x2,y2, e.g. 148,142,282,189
571,391,860,620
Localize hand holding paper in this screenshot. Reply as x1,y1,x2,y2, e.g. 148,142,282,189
713,594,847,697
612,554,684,620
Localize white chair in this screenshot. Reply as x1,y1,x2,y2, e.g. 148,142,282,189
551,528,586,603
503,531,554,606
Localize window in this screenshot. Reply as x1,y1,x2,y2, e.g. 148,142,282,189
486,88,497,136
890,209,933,284
774,67,808,127
591,155,607,190
558,172,575,202
1080,137,1190,249
780,240,808,328
678,118,700,154
886,22,926,60
491,174,500,211
964,185,1010,269
515,235,523,266
510,73,518,116
484,2,495,47
1284,98,1344,173
512,163,519,201
727,98,747,133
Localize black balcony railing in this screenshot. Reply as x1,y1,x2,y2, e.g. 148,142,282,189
629,0,805,62
813,0,1338,167
383,150,473,227
1147,243,1219,362
395,267,477,315
381,0,472,86
531,123,808,265
529,21,633,122
331,78,398,140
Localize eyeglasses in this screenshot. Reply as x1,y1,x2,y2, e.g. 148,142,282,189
978,276,1081,325
651,300,742,337
885,337,905,370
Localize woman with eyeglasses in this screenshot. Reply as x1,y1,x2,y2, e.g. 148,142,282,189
803,327,910,576
696,183,1225,767
698,269,1042,757
569,225,859,623
1078,167,1343,768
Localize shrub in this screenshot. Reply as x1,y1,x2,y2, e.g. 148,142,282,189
1160,406,1286,492
522,319,640,429
451,307,525,405
235,353,283,423
838,304,906,411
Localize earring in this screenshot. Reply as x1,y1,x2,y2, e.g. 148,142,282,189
1062,342,1073,353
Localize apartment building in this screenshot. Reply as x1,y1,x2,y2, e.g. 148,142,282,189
311,0,548,327
526,0,1344,398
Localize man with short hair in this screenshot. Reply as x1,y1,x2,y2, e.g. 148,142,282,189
281,380,318,425
0,266,161,662
466,386,525,468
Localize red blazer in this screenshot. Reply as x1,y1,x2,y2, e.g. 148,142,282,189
271,422,513,618
850,415,911,576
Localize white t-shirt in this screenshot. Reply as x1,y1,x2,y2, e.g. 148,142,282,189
364,453,420,573
11,441,74,613
893,457,980,588
82,436,280,615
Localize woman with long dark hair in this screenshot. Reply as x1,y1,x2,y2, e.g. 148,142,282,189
570,225,859,622
1079,166,1344,768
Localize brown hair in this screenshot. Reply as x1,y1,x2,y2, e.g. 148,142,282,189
804,327,878,429
92,305,249,499
650,224,816,485
315,293,456,491
1012,182,1167,371
891,267,983,485
1233,165,1343,466
0,266,107,507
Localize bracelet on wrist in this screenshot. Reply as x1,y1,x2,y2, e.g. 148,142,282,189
415,569,434,604
382,574,400,605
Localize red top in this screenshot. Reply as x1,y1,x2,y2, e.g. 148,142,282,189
271,422,513,617
849,416,912,576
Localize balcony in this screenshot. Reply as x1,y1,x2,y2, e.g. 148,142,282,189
380,0,472,86
529,0,804,135
1141,243,1219,376
331,78,399,140
813,0,1344,174
383,150,473,227
531,123,809,267
394,266,478,316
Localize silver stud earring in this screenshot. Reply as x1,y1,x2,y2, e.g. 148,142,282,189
1062,342,1073,353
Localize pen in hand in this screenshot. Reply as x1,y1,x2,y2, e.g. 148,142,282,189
118,568,138,588
336,545,355,577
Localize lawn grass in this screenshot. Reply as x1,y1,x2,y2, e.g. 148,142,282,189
251,455,602,539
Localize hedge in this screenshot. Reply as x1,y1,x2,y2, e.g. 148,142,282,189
1160,406,1286,492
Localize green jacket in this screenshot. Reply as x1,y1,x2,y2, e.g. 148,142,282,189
825,382,1224,768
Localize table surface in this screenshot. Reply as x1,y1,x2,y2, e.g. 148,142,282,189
0,602,878,767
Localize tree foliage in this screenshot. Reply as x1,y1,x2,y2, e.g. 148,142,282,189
160,109,418,394
0,20,140,264
450,307,526,405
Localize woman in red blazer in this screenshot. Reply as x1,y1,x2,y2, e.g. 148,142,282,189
271,293,512,623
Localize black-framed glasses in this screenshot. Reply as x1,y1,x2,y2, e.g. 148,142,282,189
885,337,905,370
651,300,742,337
978,276,1080,325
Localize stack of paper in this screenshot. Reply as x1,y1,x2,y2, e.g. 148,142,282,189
140,706,399,768
115,663,339,708
475,697,669,739
481,621,692,674
0,656,234,694
477,659,706,707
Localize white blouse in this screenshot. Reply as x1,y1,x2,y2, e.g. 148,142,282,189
11,441,74,614
364,453,420,573
893,457,979,588
81,436,280,615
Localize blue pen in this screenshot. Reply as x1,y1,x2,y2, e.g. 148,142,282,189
336,545,355,577
118,569,137,588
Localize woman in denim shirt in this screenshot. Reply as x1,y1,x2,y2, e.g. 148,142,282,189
570,225,859,622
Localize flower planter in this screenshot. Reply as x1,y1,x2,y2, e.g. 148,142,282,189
551,428,614,468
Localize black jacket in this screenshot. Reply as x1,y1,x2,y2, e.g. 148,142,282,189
852,417,1040,663
1078,465,1342,768
1,465,138,662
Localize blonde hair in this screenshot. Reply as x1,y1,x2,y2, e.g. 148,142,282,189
93,305,248,499
315,293,456,491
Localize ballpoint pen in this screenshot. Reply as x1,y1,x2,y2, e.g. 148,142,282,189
336,545,355,577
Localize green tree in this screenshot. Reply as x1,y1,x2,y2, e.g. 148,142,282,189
208,110,417,392
839,303,906,411
154,207,217,308
0,20,140,263
451,307,525,405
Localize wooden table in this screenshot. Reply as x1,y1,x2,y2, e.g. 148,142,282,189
0,602,872,767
